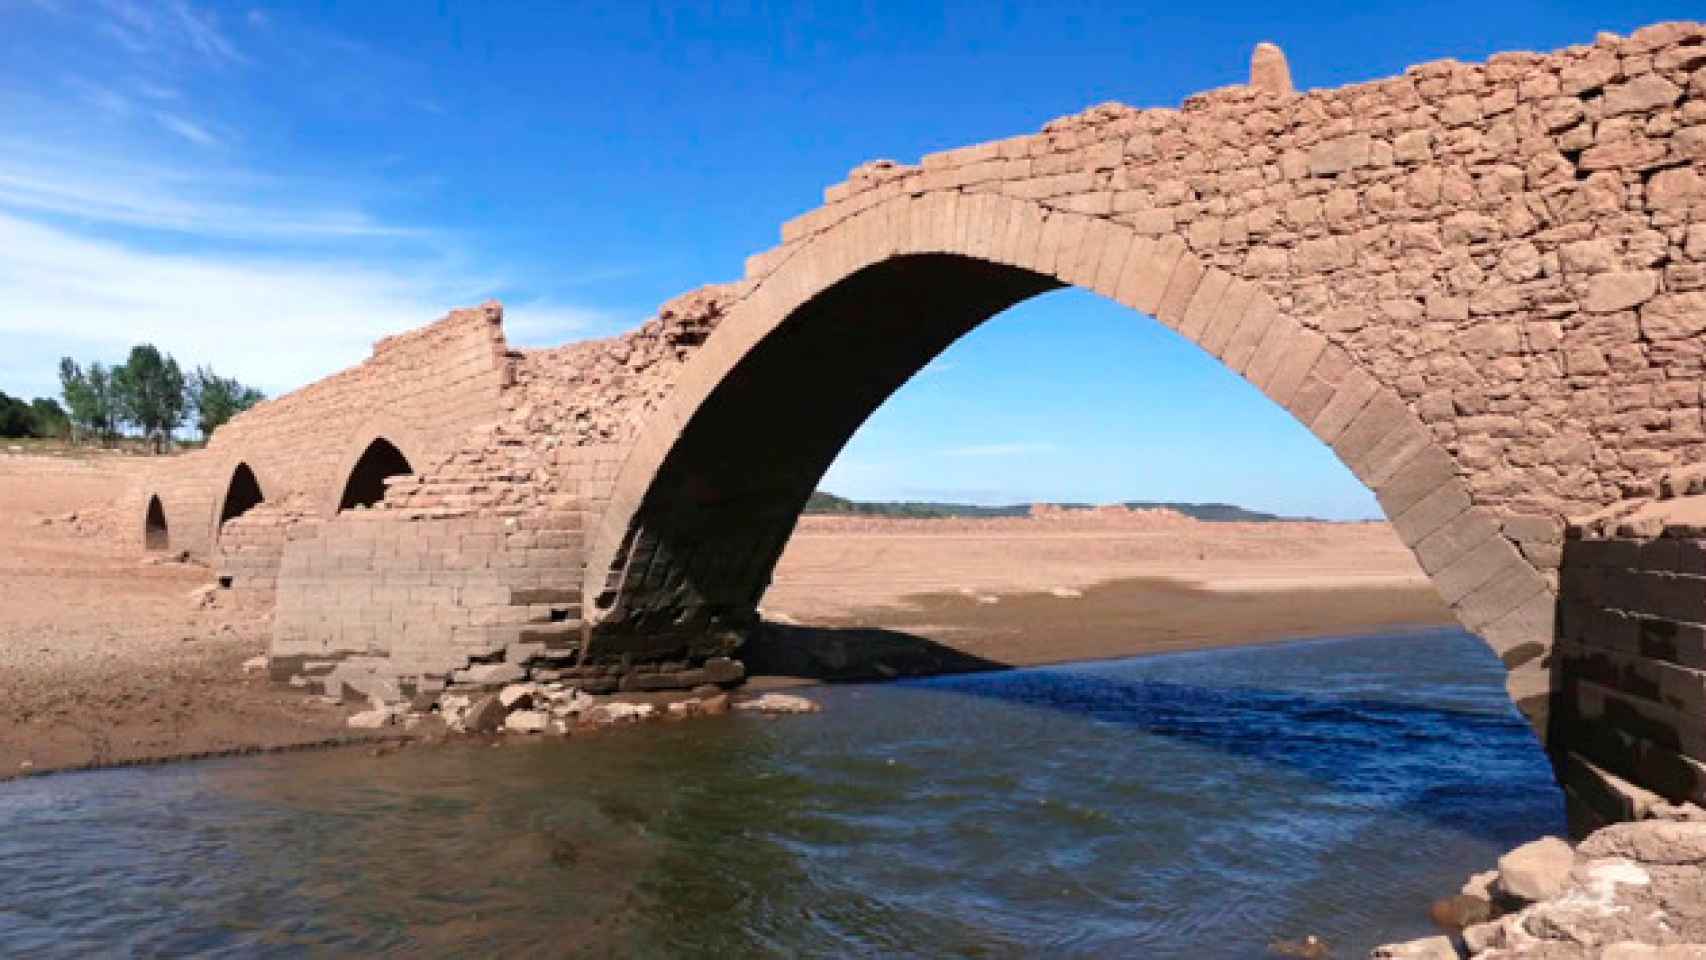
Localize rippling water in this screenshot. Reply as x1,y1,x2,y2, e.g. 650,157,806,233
0,629,1563,958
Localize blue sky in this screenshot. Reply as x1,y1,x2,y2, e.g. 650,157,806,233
0,1,1694,518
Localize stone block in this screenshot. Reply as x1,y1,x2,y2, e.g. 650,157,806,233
1153,251,1205,328
1435,534,1525,605
1176,268,1232,342
1391,482,1471,548
1415,508,1503,575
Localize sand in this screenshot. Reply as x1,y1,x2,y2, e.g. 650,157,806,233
0,451,379,777
0,448,1453,776
746,514,1451,680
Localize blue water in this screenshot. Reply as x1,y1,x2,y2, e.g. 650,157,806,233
0,629,1563,957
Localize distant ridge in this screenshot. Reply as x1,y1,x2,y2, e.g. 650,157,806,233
803,491,1301,522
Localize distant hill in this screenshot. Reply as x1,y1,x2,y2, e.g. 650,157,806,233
802,491,1294,522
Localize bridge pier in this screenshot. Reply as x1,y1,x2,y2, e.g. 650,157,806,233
1553,483,1706,832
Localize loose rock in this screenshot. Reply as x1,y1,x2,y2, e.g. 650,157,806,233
1496,835,1575,903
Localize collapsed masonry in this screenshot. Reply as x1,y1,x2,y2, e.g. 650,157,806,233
132,22,1706,827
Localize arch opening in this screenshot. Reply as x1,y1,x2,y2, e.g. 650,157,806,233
600,254,1063,626
337,438,414,512
218,462,266,528
144,495,169,552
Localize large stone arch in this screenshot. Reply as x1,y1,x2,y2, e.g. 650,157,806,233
584,190,1556,726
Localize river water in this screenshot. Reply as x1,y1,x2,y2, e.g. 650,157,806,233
0,628,1562,958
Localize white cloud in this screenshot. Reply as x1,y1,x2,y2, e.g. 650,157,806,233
0,213,614,400
0,152,415,240
94,0,246,66
154,110,219,147
939,442,1058,457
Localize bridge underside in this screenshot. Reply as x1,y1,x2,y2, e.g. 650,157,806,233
592,255,1061,656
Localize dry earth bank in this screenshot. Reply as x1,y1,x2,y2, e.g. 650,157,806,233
1,449,1450,774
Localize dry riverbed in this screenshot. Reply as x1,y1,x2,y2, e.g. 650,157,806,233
0,449,1452,776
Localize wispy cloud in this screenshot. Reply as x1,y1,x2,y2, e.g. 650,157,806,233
95,0,247,67
154,111,219,146
939,442,1058,458
0,212,501,397
0,149,417,241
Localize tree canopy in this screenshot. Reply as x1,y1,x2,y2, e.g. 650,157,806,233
190,365,265,438
34,348,267,451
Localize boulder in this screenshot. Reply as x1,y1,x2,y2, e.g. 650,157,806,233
699,693,730,716
1578,820,1706,866
1369,935,1459,959
1496,836,1575,902
1428,893,1491,930
503,710,549,734
1461,868,1498,900
462,693,509,733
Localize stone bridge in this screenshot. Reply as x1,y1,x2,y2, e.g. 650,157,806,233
135,22,1706,829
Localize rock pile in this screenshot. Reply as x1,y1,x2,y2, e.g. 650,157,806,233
1373,808,1706,957
349,679,815,735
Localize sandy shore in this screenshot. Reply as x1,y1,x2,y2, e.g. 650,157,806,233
747,514,1452,680
0,452,379,777
0,449,1453,776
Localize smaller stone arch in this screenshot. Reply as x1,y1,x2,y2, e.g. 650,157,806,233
213,461,268,534
143,495,169,552
332,437,418,514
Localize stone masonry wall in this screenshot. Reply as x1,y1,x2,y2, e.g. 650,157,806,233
751,21,1706,527
134,303,514,565
1556,472,1706,830
579,24,1705,707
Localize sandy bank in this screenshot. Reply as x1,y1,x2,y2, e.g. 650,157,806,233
0,449,1453,776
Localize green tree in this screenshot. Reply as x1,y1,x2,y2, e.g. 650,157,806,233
0,390,33,437
112,345,187,453
58,358,118,444
28,397,70,439
189,365,265,438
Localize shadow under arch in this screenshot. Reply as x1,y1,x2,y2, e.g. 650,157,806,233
143,494,170,552
584,192,1555,729
334,437,417,513
213,461,268,534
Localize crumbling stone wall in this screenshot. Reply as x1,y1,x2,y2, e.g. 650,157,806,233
132,303,514,580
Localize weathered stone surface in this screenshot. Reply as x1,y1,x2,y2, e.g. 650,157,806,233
503,709,549,733
1583,271,1660,313
1578,820,1706,865
1642,293,1706,340
1250,42,1293,95
1497,836,1575,902
1603,73,1683,115
1369,935,1458,959
462,694,509,733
